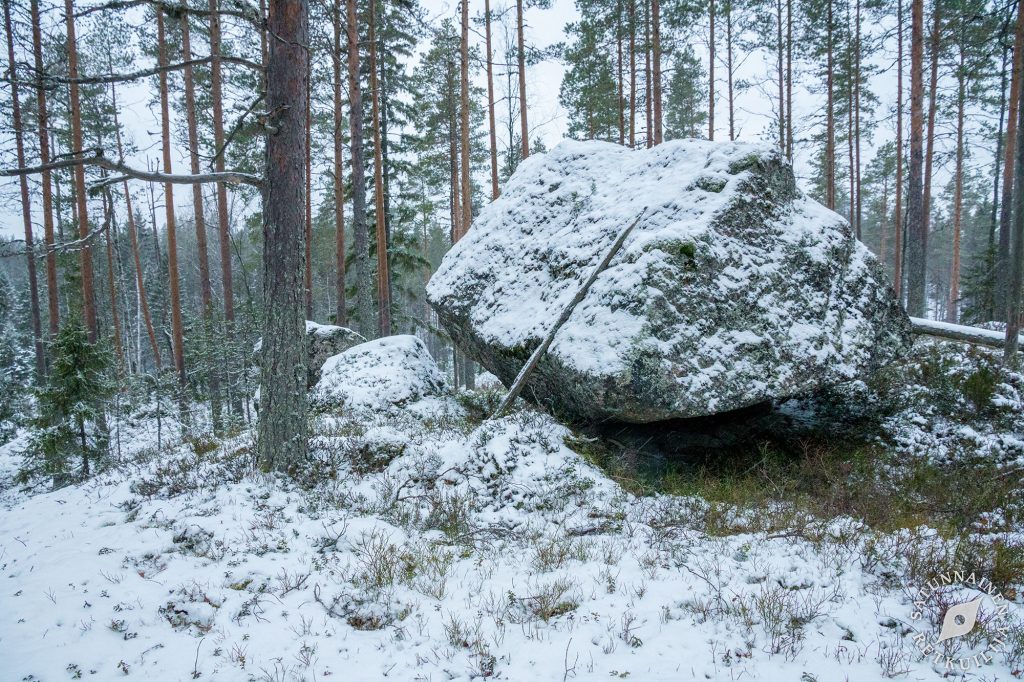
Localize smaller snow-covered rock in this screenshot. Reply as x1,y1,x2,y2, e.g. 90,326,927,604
313,335,448,411
254,321,366,387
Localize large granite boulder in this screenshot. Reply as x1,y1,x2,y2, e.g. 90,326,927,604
254,321,365,388
426,139,912,423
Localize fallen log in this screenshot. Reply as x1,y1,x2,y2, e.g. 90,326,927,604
910,317,1021,352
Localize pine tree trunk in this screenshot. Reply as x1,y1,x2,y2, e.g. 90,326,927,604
854,0,863,240
991,40,1008,321
30,0,59,339
776,0,785,152
64,0,98,341
1006,73,1024,364
726,2,734,141
485,0,500,199
517,0,529,159
826,0,835,209
906,0,927,317
709,0,715,140
156,9,187,384
997,0,1024,321
786,0,793,158
922,3,940,239
652,0,662,144
100,186,124,367
305,66,314,321
644,2,652,148
460,0,473,233
4,0,45,379
332,0,347,325
347,0,374,338
894,0,904,297
369,0,391,336
948,51,965,323
879,174,890,269
629,0,637,146
209,0,234,328
258,0,310,472
617,0,625,145
181,12,221,425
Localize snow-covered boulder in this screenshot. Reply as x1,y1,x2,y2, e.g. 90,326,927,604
426,139,911,423
313,335,448,411
254,321,365,387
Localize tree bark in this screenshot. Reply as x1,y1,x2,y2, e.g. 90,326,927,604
100,185,125,367
332,0,347,325
921,2,940,240
709,0,715,140
854,0,862,241
906,0,927,317
947,53,965,323
347,0,374,338
157,9,187,383
369,0,391,336
894,0,904,297
258,0,310,471
485,0,499,198
517,0,529,159
460,0,473,236
726,1,734,141
30,0,59,339
64,0,98,341
305,57,314,321
825,0,835,209
181,11,221,424
786,0,793,158
209,0,234,326
4,0,45,379
776,0,785,153
652,0,662,144
617,0,625,145
998,0,1024,321
629,0,637,146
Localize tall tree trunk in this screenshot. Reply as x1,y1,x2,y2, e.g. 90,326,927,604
181,11,221,426
847,8,855,230
652,0,662,144
517,0,529,159
726,1,734,141
332,0,347,325
485,0,500,199
998,0,1024,321
906,0,927,317
30,0,59,339
825,0,835,209
894,0,904,297
347,0,374,338
992,40,1008,321
369,0,391,336
210,0,234,327
786,0,793,158
629,0,636,146
879,174,890,269
709,0,715,140
258,0,310,471
100,186,124,367
460,0,473,233
4,0,45,378
157,9,187,383
617,0,625,145
776,0,785,153
64,0,98,341
1006,71,1024,365
948,50,965,323
854,0,863,240
922,2,940,238
305,67,314,321
644,1,652,147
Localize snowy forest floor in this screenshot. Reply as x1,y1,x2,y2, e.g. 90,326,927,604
2,340,1024,681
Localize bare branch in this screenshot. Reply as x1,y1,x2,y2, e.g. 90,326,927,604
1,150,263,189
14,55,263,87
75,0,261,26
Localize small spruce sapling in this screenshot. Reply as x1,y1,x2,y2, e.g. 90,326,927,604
24,321,114,487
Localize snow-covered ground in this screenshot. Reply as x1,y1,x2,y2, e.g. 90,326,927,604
2,343,1023,681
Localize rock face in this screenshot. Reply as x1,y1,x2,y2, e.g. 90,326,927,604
254,321,366,388
426,139,912,423
313,335,448,410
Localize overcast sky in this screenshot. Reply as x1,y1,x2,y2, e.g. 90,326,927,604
0,0,948,242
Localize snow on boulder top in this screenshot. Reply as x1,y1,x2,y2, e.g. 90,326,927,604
426,139,912,423
313,335,448,411
254,321,366,388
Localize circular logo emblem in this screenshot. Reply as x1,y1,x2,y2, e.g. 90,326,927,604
910,571,1011,671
